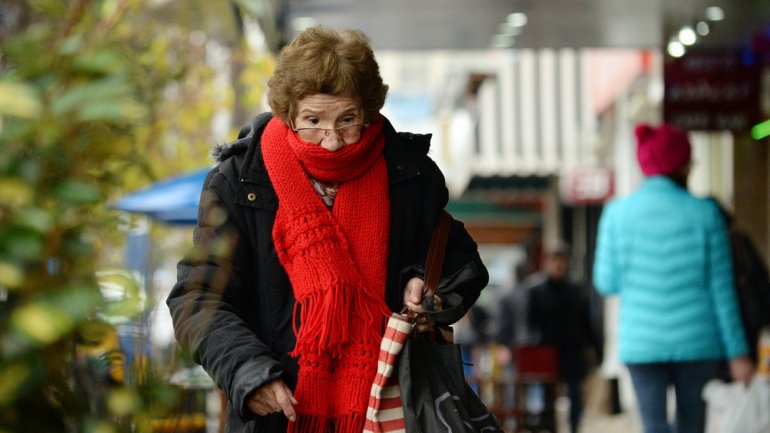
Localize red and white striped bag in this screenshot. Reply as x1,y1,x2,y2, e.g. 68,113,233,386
363,313,412,433
364,212,452,433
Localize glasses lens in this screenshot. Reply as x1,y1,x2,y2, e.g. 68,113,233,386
295,124,363,142
296,128,323,141
338,124,361,136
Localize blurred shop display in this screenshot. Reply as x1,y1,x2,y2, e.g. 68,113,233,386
462,344,560,433
152,366,220,433
115,175,223,432
760,327,770,377
513,346,559,433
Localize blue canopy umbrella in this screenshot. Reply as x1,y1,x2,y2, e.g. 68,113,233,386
114,168,210,225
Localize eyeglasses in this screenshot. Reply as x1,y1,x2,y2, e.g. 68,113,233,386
290,121,367,143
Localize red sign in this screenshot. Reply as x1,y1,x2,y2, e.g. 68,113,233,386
664,49,761,131
560,167,614,205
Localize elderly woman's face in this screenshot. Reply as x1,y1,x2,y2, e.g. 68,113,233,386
291,94,365,152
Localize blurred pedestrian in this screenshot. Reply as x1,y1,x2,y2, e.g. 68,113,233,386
493,261,531,351
708,197,770,366
593,123,754,433
523,242,602,433
166,26,489,433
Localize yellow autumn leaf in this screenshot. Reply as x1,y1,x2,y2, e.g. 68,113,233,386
0,261,24,289
12,303,74,344
0,81,42,119
0,363,30,405
108,387,140,416
0,178,34,208
88,421,116,433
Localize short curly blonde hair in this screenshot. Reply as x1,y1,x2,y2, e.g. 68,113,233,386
267,26,389,124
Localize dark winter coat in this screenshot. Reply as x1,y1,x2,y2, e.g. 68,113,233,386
166,113,489,433
728,229,770,362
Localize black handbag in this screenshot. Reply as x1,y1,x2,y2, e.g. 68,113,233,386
398,211,502,433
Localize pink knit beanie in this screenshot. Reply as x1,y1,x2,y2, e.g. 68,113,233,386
635,123,692,176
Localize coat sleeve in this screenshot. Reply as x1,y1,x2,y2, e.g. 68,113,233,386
166,167,283,421
704,202,749,359
439,212,490,313
593,201,620,296
417,154,489,321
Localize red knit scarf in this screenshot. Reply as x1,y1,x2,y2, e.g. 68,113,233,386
261,116,391,433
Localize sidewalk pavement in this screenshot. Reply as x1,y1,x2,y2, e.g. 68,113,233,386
578,410,641,433
556,396,642,433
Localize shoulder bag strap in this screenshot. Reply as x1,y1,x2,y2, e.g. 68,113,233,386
423,210,451,298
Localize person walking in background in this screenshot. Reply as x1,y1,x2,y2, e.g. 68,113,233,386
524,242,602,433
493,261,532,353
166,26,489,433
593,123,754,433
708,197,770,366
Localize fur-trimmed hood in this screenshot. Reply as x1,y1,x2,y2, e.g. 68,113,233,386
211,112,273,163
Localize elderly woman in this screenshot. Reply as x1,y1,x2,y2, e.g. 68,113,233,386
167,26,489,433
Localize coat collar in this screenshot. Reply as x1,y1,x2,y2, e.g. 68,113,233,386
382,116,429,185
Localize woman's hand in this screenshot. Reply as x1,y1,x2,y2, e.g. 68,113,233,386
404,276,438,331
403,277,427,314
246,379,298,422
729,355,755,386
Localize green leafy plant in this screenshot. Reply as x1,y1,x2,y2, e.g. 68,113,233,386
0,1,273,432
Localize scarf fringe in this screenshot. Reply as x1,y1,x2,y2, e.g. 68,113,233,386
290,284,390,358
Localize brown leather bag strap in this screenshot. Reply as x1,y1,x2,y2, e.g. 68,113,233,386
423,210,451,298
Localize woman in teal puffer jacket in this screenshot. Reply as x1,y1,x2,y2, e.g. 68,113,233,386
593,123,753,433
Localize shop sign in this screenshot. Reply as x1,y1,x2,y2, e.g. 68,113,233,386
560,167,614,205
664,49,761,131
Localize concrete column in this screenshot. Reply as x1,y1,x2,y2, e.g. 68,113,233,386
542,175,563,250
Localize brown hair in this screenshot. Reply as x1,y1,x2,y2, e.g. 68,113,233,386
267,26,389,123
